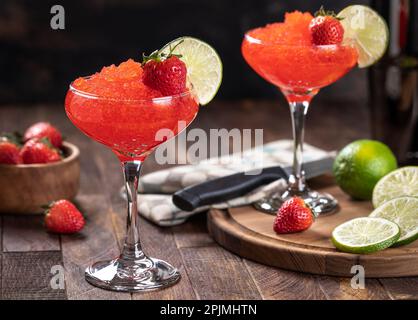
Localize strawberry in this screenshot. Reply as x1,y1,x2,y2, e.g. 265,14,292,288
273,197,314,234
309,7,344,45
20,137,61,164
0,133,22,164
0,141,21,164
44,199,85,234
142,41,187,95
24,122,63,148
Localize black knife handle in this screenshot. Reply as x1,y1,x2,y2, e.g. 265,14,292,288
172,166,288,211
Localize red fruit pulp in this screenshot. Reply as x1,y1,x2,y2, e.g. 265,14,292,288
65,59,199,161
242,11,358,96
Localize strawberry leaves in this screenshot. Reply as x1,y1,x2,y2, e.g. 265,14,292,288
142,39,184,66
1,131,23,146
314,5,343,20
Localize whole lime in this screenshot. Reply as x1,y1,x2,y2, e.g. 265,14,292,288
333,140,398,200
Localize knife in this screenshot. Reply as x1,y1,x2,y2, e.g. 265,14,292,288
172,156,334,211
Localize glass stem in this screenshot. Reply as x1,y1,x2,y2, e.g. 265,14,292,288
288,100,310,193
121,160,145,260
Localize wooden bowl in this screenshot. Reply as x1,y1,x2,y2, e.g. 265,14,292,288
0,142,80,214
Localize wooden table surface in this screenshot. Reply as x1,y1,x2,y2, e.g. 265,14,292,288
1,99,417,300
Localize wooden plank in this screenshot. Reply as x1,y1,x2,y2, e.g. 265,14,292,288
379,278,418,300
172,213,215,249
61,194,130,300
244,259,326,300
1,251,66,300
132,217,197,300
2,215,60,252
317,276,391,300
180,246,262,299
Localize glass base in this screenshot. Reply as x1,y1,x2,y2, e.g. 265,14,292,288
85,255,181,292
253,189,338,216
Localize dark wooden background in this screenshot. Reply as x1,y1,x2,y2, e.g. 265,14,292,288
0,0,369,104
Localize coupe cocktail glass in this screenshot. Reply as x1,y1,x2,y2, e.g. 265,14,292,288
65,78,199,291
242,24,358,215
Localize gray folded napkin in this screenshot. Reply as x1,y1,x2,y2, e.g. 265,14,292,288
123,140,332,226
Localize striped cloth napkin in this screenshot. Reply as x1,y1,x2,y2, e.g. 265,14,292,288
123,140,332,226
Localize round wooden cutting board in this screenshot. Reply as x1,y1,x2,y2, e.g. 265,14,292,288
207,175,418,278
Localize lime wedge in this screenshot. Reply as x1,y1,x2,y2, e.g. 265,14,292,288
372,166,418,208
161,37,222,105
369,196,418,246
338,5,389,68
332,217,400,254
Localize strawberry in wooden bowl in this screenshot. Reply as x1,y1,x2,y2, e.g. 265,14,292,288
0,122,80,214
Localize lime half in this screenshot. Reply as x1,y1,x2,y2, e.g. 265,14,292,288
338,5,389,68
370,196,418,246
161,37,222,105
372,166,418,208
332,217,400,254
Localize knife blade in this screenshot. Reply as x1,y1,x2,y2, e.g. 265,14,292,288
172,156,334,211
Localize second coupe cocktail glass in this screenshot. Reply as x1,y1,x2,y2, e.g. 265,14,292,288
242,12,358,215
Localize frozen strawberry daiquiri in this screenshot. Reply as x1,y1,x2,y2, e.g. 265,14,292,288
66,59,199,162
65,37,222,291
242,11,358,94
242,6,389,215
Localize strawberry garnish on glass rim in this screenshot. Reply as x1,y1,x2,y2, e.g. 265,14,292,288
142,40,188,96
309,6,345,46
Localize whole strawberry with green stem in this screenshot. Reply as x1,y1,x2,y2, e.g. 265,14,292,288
24,122,63,148
20,137,62,164
142,40,188,95
44,199,85,234
309,6,345,45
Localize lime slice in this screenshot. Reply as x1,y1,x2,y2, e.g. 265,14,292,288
332,217,400,254
161,37,222,105
372,166,418,208
369,196,418,246
338,5,389,68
